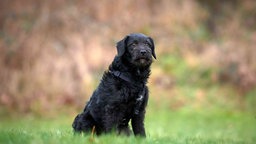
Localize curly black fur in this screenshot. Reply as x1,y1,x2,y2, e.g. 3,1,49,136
72,33,156,137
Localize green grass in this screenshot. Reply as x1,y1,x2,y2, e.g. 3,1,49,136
1,54,255,144
0,107,255,144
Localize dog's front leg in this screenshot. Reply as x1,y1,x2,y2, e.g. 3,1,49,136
103,108,119,133
104,119,117,133
131,111,146,137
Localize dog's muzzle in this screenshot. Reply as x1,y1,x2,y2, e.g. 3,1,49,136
134,51,152,65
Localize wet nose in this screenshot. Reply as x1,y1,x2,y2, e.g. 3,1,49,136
140,50,146,55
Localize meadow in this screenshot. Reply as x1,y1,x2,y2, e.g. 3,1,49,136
1,1,256,144
0,106,255,144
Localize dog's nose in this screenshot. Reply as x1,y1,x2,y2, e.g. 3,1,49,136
140,50,147,55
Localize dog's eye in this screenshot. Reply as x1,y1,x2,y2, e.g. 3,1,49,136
144,42,150,46
130,43,137,48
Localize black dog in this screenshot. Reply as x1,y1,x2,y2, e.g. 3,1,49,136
72,33,156,137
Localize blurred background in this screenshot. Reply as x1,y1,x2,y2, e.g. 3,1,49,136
0,0,256,118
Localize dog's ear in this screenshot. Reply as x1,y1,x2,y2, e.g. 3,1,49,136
116,36,129,57
148,37,156,59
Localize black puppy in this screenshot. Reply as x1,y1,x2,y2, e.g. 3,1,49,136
72,33,156,137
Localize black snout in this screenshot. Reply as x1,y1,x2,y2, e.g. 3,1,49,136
140,50,147,55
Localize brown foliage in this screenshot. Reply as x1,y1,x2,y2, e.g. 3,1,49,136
0,0,255,115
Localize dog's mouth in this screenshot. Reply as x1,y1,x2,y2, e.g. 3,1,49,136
135,57,151,64
136,57,148,60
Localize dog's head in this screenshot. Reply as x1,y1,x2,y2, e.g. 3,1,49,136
116,33,156,68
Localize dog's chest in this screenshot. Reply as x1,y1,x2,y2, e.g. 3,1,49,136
119,86,144,113
121,86,142,103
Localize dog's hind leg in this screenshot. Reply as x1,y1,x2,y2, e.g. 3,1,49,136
72,112,95,134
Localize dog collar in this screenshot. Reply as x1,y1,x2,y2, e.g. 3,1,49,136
109,70,133,83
